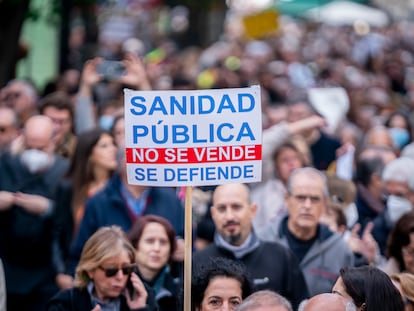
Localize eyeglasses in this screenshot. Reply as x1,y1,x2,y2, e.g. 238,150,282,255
98,264,136,277
402,247,414,257
291,194,322,204
5,92,22,100
48,117,71,126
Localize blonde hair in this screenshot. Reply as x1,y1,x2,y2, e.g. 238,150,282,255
391,273,414,302
74,226,135,288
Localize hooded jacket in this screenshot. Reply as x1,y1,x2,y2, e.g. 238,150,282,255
257,216,354,296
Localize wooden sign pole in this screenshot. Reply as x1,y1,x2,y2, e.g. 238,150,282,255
183,186,193,311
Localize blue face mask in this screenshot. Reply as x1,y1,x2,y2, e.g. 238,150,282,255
389,127,410,149
98,115,115,131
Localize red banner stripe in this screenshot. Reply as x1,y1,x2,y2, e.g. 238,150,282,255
126,145,262,164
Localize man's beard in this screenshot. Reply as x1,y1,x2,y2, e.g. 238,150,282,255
223,232,242,246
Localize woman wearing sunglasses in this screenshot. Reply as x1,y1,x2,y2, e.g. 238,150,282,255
46,226,157,311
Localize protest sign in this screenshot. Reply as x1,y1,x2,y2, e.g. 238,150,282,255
242,9,279,39
308,87,349,134
124,86,262,187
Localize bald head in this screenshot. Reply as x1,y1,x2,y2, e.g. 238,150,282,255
24,115,55,151
211,183,256,246
213,183,251,205
301,293,356,311
236,290,292,311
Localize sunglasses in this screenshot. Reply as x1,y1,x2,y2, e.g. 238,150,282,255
98,264,136,278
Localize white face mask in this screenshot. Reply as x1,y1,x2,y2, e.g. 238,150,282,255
20,149,51,173
344,202,359,228
386,195,413,225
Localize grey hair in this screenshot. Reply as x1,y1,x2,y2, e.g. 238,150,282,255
298,298,357,311
286,167,329,198
401,142,414,160
382,157,414,192
7,79,37,99
235,290,292,311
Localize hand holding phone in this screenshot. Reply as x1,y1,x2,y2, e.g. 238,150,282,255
125,272,148,309
126,275,136,300
96,60,126,80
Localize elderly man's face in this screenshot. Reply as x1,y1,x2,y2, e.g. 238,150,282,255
286,172,326,234
385,180,414,206
2,83,34,116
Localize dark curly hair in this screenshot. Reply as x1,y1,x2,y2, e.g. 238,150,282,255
191,257,253,311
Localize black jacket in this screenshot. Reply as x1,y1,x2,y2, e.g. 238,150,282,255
193,240,309,310
0,152,68,294
138,268,181,311
46,286,158,311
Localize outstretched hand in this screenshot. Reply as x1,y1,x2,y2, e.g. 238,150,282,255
79,57,104,97
348,222,379,264
120,53,151,90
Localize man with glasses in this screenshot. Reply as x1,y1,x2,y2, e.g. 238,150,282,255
39,92,77,158
0,79,38,125
257,167,354,296
193,183,309,310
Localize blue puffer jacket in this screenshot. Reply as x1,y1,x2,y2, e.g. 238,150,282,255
69,173,184,273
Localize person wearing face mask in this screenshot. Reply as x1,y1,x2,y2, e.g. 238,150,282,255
372,157,414,256
0,115,69,311
385,111,413,152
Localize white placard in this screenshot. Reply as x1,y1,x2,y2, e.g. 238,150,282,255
124,86,262,186
336,144,355,181
308,87,349,134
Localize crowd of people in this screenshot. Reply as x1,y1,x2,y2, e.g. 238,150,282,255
2,3,414,310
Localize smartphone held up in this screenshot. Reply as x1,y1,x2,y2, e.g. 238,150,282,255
97,60,126,80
